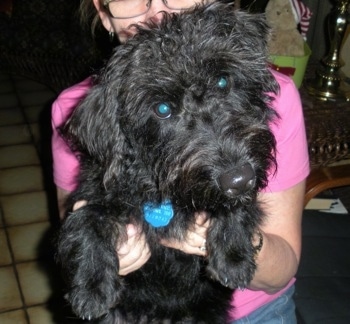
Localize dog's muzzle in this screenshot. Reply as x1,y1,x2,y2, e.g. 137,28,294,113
218,163,256,197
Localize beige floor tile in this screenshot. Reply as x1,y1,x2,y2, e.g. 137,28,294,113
0,79,14,93
0,192,50,226
0,73,9,81
23,105,43,123
27,305,56,324
0,125,32,146
0,209,4,227
0,145,40,169
0,266,23,312
14,78,50,92
7,222,51,263
0,229,12,266
0,166,44,195
29,123,40,144
0,93,19,109
0,107,25,126
0,309,27,324
18,90,54,107
17,261,53,307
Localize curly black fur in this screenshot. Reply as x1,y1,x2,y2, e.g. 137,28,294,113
56,2,279,323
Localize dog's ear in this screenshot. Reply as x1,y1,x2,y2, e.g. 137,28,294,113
233,10,271,57
222,9,279,94
197,3,271,56
64,83,128,185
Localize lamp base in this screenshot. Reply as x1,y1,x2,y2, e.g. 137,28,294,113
305,71,350,102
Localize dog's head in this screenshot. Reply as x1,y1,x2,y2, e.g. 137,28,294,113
65,2,278,208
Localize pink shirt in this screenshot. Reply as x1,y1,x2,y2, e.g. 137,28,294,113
51,71,309,320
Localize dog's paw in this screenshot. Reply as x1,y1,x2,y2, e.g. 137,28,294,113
206,253,256,289
57,206,125,320
65,255,124,320
67,281,122,320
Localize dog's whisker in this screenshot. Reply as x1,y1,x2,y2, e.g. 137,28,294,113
122,201,137,208
191,198,197,210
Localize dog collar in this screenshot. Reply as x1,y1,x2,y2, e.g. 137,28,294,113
143,200,174,227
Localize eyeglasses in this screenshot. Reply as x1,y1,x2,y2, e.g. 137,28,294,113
103,0,204,19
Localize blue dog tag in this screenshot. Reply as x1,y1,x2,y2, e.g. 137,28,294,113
143,200,174,227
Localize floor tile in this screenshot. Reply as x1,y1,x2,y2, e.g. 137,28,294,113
0,166,44,195
0,309,27,323
0,93,19,109
17,261,53,306
0,125,32,146
27,305,55,324
0,209,4,228
29,123,41,144
0,73,10,82
18,90,55,107
0,229,12,266
23,105,45,123
0,73,77,323
0,107,25,126
0,144,40,169
0,191,50,226
13,78,50,92
7,222,51,263
0,266,23,312
0,79,15,93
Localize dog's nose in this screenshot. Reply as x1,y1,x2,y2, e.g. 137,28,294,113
219,164,256,196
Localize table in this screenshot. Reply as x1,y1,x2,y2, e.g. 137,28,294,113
300,85,350,205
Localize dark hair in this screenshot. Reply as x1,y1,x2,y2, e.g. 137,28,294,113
79,0,103,35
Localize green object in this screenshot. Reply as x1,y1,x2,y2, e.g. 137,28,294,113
269,42,312,88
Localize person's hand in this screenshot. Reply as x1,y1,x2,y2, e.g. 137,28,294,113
73,201,151,276
160,212,210,256
117,224,151,275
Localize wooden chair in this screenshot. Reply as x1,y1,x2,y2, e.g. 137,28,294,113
305,165,350,206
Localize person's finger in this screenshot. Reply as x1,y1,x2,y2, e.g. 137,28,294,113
118,232,151,275
194,211,209,226
192,221,210,238
72,200,87,211
160,236,207,256
119,244,151,275
117,224,140,255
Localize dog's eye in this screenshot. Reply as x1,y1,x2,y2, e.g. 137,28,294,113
217,76,229,89
154,103,172,119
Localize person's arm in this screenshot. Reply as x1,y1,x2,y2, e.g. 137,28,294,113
57,186,71,220
249,180,305,293
246,73,308,293
51,78,94,220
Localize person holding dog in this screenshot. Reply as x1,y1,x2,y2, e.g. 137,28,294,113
52,0,309,323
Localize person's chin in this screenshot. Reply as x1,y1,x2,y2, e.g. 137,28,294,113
118,28,138,42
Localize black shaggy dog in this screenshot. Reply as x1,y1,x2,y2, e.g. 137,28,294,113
57,2,279,323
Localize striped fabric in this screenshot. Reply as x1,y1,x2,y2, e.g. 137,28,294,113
289,0,312,39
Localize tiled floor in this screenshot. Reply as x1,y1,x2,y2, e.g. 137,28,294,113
0,72,71,324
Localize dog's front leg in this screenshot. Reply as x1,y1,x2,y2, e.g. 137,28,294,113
205,211,258,290
57,204,125,320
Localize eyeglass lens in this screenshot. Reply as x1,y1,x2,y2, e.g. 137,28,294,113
105,0,205,19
